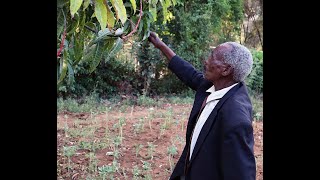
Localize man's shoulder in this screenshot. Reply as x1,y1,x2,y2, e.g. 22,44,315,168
198,79,213,91
219,85,253,130
223,82,251,106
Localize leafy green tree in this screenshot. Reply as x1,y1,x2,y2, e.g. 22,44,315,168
57,0,177,86
57,0,263,97
145,0,245,93
242,0,263,49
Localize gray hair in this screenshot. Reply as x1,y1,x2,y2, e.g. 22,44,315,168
220,42,253,82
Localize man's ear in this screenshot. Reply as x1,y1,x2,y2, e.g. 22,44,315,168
221,64,233,76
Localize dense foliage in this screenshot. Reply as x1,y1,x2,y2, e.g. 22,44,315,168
57,0,177,85
57,0,263,98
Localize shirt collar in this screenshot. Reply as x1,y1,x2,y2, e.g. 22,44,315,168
206,83,238,102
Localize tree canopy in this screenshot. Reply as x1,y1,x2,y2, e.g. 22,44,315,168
57,0,178,85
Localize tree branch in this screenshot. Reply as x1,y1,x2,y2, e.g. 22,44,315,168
128,19,136,30
84,25,97,33
122,0,143,41
57,10,67,58
57,27,67,58
251,15,263,49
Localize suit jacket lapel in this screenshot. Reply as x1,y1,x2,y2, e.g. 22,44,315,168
186,80,212,141
189,82,242,164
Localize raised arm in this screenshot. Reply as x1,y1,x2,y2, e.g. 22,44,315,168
148,32,204,90
148,32,176,60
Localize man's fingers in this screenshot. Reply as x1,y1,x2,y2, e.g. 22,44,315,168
148,36,155,42
148,31,161,47
148,32,154,39
149,32,157,38
148,32,157,43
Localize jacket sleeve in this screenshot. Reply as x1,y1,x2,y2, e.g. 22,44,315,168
221,123,256,180
168,55,204,91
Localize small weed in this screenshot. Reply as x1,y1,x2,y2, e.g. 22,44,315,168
132,165,141,180
133,117,145,135
147,142,156,160
63,145,78,172
167,144,178,173
113,135,123,148
86,152,98,173
98,160,120,179
251,94,263,121
78,141,92,150
135,144,144,157
142,160,152,180
137,94,157,107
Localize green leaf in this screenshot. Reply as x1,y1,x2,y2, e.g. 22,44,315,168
171,0,176,6
142,30,150,41
110,0,127,25
58,0,68,8
79,10,86,30
106,5,116,28
67,37,76,62
82,44,96,62
95,0,108,29
73,33,84,64
91,12,96,18
138,18,143,34
89,42,104,73
149,3,157,21
99,28,112,36
67,13,80,36
83,0,90,10
144,11,154,21
123,20,132,34
67,62,75,84
63,39,69,51
105,37,123,62
58,50,68,84
57,10,65,36
165,0,171,7
70,0,84,18
142,18,150,41
160,0,170,23
159,0,167,23
102,38,116,58
129,0,137,14
152,0,159,5
84,22,97,34
89,28,113,46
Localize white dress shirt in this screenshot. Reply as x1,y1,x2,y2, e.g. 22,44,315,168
189,83,238,160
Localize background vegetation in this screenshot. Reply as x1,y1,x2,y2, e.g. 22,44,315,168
57,0,263,99
57,0,263,179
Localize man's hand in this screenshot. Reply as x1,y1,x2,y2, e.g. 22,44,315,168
148,32,165,49
148,31,176,60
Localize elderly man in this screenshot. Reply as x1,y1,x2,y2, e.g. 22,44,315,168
148,32,256,180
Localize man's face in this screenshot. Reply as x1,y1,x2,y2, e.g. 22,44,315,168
204,45,230,82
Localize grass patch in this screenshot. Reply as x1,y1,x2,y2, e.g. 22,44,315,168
250,93,263,121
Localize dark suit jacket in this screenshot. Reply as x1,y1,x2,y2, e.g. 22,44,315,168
168,55,256,180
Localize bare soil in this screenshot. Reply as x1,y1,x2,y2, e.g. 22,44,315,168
57,104,263,180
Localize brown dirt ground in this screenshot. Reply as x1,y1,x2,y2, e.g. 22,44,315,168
57,104,263,180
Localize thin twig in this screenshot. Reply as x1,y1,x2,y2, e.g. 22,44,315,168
84,25,97,33
250,10,263,49
57,10,67,58
128,19,136,29
122,0,143,41
57,28,67,58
